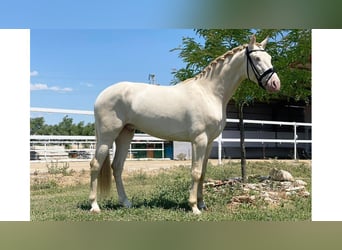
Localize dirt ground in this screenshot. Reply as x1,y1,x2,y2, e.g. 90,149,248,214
30,159,196,187
30,159,195,174
30,159,311,187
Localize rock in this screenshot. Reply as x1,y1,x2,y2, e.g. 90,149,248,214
231,195,256,204
267,191,279,198
206,182,215,187
269,168,294,182
285,186,305,192
294,179,307,187
301,191,311,197
280,181,293,188
278,191,288,199
245,183,258,190
285,191,293,197
260,191,269,198
263,197,274,204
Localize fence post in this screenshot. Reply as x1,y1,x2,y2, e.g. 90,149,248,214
44,142,47,161
294,123,297,160
90,143,94,159
218,133,222,165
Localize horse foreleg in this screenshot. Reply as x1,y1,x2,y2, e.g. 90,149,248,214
197,142,213,211
112,126,135,208
189,134,208,215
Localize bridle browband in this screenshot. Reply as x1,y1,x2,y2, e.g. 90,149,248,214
246,47,276,90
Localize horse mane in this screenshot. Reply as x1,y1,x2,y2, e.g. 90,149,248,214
179,42,262,84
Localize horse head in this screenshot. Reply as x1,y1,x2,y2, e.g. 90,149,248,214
246,35,281,92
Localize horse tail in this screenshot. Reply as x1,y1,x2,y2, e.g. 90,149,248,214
98,152,112,198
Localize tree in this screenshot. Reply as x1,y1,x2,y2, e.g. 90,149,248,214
57,116,73,135
171,29,311,182
30,117,46,135
30,116,95,136
170,29,252,85
82,122,95,136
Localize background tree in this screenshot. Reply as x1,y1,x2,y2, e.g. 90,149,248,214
30,117,46,135
30,116,95,136
57,116,73,135
171,29,311,182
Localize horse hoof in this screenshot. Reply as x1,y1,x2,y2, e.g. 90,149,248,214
198,201,208,211
192,207,202,215
90,203,101,213
90,207,101,213
120,200,132,208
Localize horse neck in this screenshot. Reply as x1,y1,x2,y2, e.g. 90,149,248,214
198,49,246,107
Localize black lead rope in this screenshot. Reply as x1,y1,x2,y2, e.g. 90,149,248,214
246,47,276,90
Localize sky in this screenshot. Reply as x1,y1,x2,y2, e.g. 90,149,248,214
30,29,199,124
1,0,187,28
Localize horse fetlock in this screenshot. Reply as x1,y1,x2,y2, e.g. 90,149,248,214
90,158,100,172
89,193,96,201
188,196,197,207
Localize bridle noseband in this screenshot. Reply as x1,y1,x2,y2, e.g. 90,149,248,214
246,47,276,90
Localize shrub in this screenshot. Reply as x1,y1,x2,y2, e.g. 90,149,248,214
46,160,74,176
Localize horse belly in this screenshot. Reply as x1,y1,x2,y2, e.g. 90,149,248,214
129,90,192,141
130,109,191,141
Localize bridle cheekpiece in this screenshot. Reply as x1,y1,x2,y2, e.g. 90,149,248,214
246,47,276,90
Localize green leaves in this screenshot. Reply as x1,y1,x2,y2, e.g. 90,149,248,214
171,29,311,104
30,116,95,135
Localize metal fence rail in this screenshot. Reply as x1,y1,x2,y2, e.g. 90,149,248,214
215,119,312,164
31,107,312,162
30,134,166,161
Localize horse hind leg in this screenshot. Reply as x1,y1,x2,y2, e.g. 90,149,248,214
112,125,135,208
89,142,112,213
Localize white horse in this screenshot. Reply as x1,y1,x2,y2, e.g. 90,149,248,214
89,35,281,215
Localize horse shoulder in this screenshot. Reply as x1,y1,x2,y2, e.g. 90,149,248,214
185,95,224,138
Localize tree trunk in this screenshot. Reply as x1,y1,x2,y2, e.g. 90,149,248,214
239,102,247,183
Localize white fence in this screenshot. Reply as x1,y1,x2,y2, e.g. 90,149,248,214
215,119,311,164
30,107,312,163
30,134,166,161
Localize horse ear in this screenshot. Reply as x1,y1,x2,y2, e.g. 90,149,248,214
249,35,256,46
260,36,269,49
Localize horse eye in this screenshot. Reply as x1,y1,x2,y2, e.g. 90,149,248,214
255,57,261,62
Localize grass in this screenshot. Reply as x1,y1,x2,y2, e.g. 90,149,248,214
30,160,311,221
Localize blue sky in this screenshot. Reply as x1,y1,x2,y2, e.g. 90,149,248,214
1,1,187,28
30,29,199,124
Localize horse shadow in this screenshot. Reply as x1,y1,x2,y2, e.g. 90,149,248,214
135,197,190,211
77,197,191,212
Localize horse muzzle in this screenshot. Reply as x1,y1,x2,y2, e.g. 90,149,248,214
265,73,281,92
